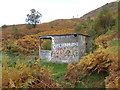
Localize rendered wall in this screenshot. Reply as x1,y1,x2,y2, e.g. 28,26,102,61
78,35,86,57
40,35,87,63
39,50,52,61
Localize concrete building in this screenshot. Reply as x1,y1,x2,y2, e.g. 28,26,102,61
39,33,91,63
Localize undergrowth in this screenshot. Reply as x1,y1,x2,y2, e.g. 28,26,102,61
2,55,59,88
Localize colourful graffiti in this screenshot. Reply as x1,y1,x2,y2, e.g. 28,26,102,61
40,50,52,61
51,42,79,63
39,35,87,63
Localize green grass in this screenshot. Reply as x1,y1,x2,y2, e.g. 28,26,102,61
40,61,67,82
106,39,119,56
75,72,108,88
108,39,119,46
3,53,109,88
40,61,108,88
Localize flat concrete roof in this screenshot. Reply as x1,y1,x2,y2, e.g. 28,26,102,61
39,33,90,39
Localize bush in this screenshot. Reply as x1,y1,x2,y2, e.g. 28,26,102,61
14,35,39,53
105,55,119,88
12,25,20,39
26,24,35,29
42,39,52,50
93,7,114,35
87,16,92,24
2,56,59,88
63,46,116,88
88,29,97,38
74,25,81,32
4,44,20,55
74,20,88,33
1,24,7,28
95,34,113,48
2,35,39,54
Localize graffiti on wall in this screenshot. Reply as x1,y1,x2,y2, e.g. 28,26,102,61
51,42,79,63
39,35,87,63
40,50,51,61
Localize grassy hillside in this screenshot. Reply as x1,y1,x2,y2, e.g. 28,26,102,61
81,2,117,20
1,1,119,88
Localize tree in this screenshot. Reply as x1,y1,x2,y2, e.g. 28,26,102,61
93,7,114,35
1,24,7,28
26,9,42,28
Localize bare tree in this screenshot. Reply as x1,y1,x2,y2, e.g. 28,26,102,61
26,9,42,28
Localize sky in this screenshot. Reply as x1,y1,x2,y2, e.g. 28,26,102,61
0,0,116,26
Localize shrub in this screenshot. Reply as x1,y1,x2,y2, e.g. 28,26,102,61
14,35,39,53
104,39,119,88
2,56,59,88
26,24,35,29
74,25,81,33
63,46,116,88
95,34,113,48
42,39,52,50
2,35,39,54
74,20,88,34
105,55,119,88
88,29,97,38
12,25,20,39
1,24,7,28
87,16,92,24
93,6,114,35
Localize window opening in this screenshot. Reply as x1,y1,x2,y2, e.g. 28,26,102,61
40,38,52,50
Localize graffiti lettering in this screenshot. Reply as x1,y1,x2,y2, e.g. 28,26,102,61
51,42,79,62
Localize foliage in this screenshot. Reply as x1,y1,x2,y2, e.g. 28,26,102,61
95,34,114,48
40,61,67,83
75,73,107,88
105,55,119,88
2,29,74,54
106,39,119,56
4,44,20,54
87,16,92,24
26,9,42,28
42,39,52,50
1,24,7,28
63,46,117,88
34,30,43,34
74,24,81,32
37,29,74,36
1,2,118,88
26,24,35,29
93,7,114,36
2,35,38,54
88,29,97,38
74,20,87,33
49,22,58,28
2,56,59,88
14,35,38,53
104,39,119,88
2,39,20,55
79,46,114,74
12,25,20,39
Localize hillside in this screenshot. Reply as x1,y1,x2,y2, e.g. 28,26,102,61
1,2,117,40
2,19,80,40
1,1,119,88
80,2,117,20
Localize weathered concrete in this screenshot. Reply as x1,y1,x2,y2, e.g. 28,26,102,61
39,33,91,63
